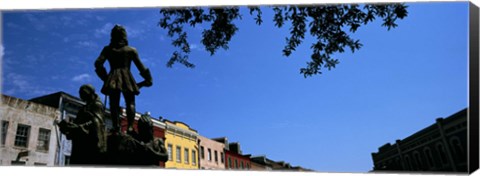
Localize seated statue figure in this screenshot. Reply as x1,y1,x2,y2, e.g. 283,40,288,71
57,84,107,165
106,112,168,166
136,112,168,165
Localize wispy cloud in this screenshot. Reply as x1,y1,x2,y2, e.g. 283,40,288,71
23,13,51,31
126,27,147,39
0,44,3,94
6,22,26,31
95,23,114,38
191,44,199,50
122,23,150,40
0,44,4,58
1,47,20,73
96,16,105,21
159,35,166,41
76,41,99,49
60,16,74,26
4,73,55,97
63,37,71,43
93,22,151,41
67,56,89,68
141,56,162,68
71,73,92,83
190,43,203,52
61,33,90,44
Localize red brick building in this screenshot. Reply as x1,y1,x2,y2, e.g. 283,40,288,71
224,142,251,170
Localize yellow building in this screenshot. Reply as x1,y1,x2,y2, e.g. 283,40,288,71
163,120,199,169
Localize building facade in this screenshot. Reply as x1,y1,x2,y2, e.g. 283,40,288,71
371,108,468,172
1,95,60,166
163,120,199,169
30,91,167,167
224,142,251,170
198,135,226,170
271,160,292,170
30,91,84,166
250,155,274,170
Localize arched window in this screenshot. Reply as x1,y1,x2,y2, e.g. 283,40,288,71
450,137,465,162
404,155,412,171
395,157,402,170
436,143,448,165
413,151,423,170
423,147,435,169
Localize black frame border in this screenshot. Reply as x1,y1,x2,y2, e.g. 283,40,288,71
469,2,479,174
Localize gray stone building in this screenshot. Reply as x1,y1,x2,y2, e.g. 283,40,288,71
0,94,60,166
29,91,86,166
371,108,467,172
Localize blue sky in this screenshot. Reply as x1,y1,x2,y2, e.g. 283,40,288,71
1,2,469,172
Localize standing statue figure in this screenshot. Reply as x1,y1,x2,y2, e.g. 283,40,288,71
94,24,153,133
57,84,107,165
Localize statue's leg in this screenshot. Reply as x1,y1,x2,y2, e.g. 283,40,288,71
109,90,121,132
124,91,136,133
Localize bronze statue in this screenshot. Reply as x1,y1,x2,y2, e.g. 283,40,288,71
106,112,168,166
57,84,107,165
94,24,153,133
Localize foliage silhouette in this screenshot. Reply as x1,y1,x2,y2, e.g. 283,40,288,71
159,4,408,77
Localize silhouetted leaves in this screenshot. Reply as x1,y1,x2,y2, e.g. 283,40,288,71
159,4,408,77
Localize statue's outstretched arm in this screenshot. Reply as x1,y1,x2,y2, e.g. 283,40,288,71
58,120,90,140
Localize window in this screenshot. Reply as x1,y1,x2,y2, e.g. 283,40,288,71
176,146,181,163
234,159,238,169
1,121,9,146
15,124,30,148
184,148,189,164
221,152,224,163
450,137,465,161
167,144,173,161
192,150,197,165
200,146,205,159
424,148,434,168
395,157,401,170
240,161,244,169
404,155,412,170
436,143,448,165
214,150,218,162
228,157,232,169
37,128,50,151
207,148,212,161
413,151,422,170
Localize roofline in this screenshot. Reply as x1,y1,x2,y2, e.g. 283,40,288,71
163,119,198,133
211,137,228,141
401,108,467,143
373,107,468,154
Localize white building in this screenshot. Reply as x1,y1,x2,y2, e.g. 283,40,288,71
0,94,60,166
